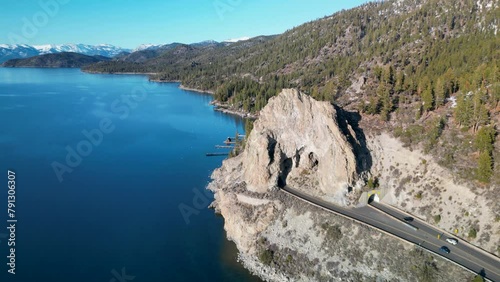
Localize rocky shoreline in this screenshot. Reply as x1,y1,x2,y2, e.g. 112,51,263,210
82,70,158,76
177,84,258,119
177,84,257,119
210,102,258,119
178,84,214,94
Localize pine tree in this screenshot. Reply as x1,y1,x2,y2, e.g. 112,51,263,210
374,66,383,82
384,65,395,86
471,91,489,132
454,93,473,128
491,84,500,108
245,119,254,136
415,104,423,120
379,86,393,121
418,76,431,95
395,71,405,93
434,77,446,108
477,151,493,183
422,86,434,112
443,68,456,96
366,95,380,115
475,126,496,153
311,86,320,100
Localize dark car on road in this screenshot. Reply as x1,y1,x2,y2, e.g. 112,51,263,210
403,217,414,222
439,246,451,254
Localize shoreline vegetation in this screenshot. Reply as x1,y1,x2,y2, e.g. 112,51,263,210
178,83,258,119
177,83,258,119
83,70,158,76
178,84,257,118
178,84,214,94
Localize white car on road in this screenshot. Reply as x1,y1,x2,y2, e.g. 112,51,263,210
446,238,458,245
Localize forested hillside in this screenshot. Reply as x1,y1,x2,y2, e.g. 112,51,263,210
84,37,275,75
3,52,110,68
84,0,500,184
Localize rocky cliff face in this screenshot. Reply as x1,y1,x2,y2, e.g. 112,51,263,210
209,89,360,256
239,89,358,202
208,89,471,281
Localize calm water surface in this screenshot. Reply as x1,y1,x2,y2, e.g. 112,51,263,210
0,68,261,282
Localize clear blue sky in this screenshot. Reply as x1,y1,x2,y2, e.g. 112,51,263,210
1,0,369,49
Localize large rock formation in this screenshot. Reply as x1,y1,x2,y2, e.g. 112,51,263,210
209,88,360,257
209,89,360,254
239,89,358,202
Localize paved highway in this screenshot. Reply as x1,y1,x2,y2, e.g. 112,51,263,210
281,186,500,282
370,201,500,279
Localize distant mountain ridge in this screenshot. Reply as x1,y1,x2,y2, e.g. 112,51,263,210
72,38,255,68
0,44,131,63
0,39,252,64
223,37,251,43
133,44,165,52
2,52,111,68
83,36,276,73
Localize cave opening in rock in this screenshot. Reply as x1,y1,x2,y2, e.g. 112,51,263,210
278,157,293,188
308,152,319,170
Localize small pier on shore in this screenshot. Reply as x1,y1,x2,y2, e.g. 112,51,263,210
205,131,245,157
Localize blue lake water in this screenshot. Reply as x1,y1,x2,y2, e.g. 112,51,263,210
0,68,261,282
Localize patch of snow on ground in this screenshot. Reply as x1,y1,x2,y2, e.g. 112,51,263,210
447,96,457,108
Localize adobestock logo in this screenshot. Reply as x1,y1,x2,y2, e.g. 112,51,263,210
51,82,156,183
8,0,70,45
213,0,242,20
178,188,213,224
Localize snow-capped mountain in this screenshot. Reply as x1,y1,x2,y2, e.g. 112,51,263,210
133,44,165,52
132,40,221,52
33,44,130,56
0,44,40,63
0,44,131,63
223,36,251,43
198,40,218,44
190,40,220,47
